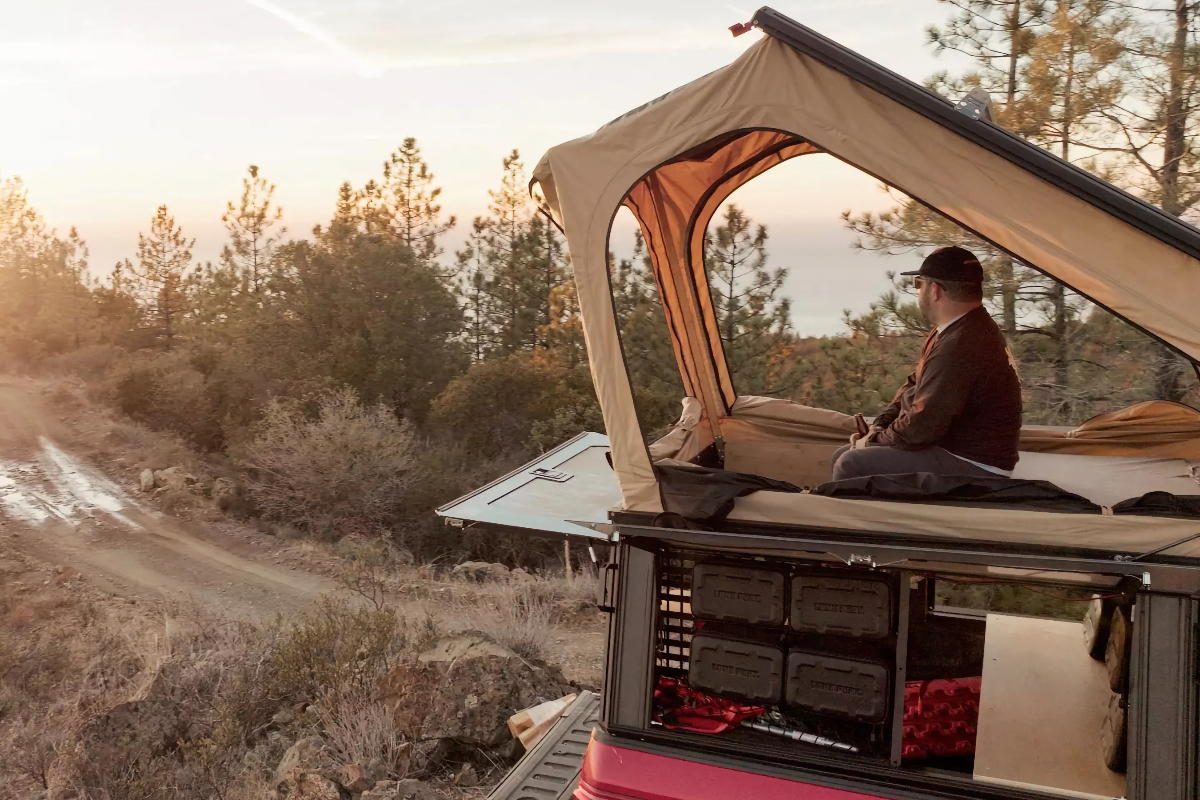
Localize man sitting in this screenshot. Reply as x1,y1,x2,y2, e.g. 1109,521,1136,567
831,246,1022,481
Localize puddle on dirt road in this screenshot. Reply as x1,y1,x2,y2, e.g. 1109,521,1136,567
0,436,141,528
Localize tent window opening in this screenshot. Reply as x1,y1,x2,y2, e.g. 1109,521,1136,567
609,135,1200,496
607,206,686,443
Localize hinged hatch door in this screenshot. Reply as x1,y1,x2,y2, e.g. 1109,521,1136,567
435,432,620,540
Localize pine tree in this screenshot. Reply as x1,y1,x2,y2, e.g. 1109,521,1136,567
125,205,194,350
95,260,141,345
63,227,90,350
381,138,457,270
704,205,801,396
611,231,686,430
1020,0,1127,413
455,217,495,362
928,0,1049,135
220,165,285,295
1023,0,1127,158
525,211,570,351
480,150,536,354
927,0,1051,328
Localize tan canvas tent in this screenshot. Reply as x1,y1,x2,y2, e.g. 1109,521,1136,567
529,8,1200,551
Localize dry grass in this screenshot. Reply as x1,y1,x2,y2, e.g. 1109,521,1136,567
456,583,557,661
315,695,410,779
0,577,450,800
442,567,604,662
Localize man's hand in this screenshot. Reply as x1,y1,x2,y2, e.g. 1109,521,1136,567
853,431,875,450
849,424,884,447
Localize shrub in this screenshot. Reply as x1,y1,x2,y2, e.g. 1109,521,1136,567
110,420,198,473
98,349,223,449
40,344,127,383
241,388,420,536
429,354,599,458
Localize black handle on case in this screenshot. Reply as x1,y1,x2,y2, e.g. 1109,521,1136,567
599,562,619,613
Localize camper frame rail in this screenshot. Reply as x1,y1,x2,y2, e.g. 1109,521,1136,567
610,523,1200,596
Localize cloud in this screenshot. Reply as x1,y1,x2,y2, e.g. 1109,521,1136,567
240,0,382,77
359,25,749,69
263,0,750,70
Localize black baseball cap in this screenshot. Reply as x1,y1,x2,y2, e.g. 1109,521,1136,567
900,246,983,283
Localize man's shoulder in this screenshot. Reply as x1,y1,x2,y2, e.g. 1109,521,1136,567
934,308,1007,356
943,307,1001,339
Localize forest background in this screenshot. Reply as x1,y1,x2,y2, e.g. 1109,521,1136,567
3,0,1200,559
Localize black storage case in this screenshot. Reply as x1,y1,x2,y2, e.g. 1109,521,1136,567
785,649,891,722
691,562,787,627
791,571,892,640
688,633,785,704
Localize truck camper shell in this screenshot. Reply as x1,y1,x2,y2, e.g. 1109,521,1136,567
442,8,1200,800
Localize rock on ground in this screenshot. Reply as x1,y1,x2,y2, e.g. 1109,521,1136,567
337,763,374,793
274,738,338,786
379,642,572,752
153,466,198,492
139,468,155,493
417,633,517,663
210,476,238,511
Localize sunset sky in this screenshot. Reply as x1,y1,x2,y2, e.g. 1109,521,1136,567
1,1,973,335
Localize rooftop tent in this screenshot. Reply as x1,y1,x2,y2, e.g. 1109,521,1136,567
530,6,1200,515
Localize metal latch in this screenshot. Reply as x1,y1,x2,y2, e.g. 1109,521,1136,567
599,563,619,613
530,467,572,482
954,87,995,123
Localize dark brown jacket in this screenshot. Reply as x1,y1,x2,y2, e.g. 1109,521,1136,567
872,306,1022,471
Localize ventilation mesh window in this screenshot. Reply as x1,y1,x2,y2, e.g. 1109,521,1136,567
655,552,698,678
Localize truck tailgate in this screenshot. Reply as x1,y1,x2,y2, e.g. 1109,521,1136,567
487,690,601,800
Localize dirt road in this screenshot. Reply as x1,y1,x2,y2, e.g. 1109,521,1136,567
0,380,336,619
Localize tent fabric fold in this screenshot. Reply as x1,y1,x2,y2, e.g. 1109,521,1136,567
1019,401,1200,459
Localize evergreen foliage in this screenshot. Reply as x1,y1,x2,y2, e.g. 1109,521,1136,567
3,10,1199,548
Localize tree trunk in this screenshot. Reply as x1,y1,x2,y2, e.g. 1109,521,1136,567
996,255,1018,337
1161,0,1190,216
1006,0,1021,108
1051,281,1070,411
1154,2,1194,398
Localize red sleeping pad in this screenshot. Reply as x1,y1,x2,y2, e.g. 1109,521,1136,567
901,677,982,761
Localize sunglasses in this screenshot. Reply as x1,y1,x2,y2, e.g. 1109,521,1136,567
913,276,943,290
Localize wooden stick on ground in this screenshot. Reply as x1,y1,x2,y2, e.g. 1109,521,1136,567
513,694,579,750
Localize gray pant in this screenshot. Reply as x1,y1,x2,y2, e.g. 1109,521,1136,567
830,444,994,482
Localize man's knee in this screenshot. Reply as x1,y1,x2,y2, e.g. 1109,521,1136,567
832,447,878,481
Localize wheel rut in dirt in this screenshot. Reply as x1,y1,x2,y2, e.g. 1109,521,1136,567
0,381,335,619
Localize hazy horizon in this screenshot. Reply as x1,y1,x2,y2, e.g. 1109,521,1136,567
1,1,974,336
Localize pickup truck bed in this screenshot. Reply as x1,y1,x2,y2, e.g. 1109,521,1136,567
487,690,601,800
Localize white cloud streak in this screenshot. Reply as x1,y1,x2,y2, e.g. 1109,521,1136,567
240,0,383,77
